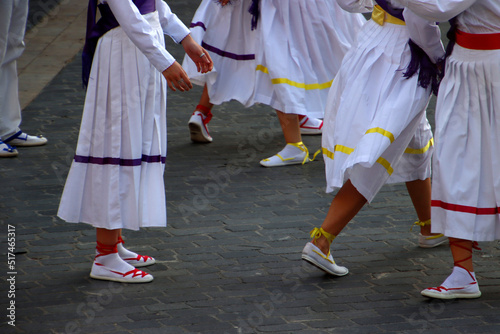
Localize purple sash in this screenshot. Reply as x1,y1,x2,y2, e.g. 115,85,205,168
82,0,156,87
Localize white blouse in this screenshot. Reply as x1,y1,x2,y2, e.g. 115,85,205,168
100,0,190,72
395,0,500,34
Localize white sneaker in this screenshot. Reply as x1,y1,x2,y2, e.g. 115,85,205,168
188,111,213,143
260,142,309,167
301,242,348,276
90,252,153,283
419,233,447,248
299,116,323,135
421,267,481,299
117,238,156,268
0,140,18,157
3,131,47,147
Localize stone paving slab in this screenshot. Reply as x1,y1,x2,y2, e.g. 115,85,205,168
19,0,87,110
1,1,500,333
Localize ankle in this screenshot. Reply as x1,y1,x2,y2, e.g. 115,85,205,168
310,227,335,255
284,142,307,154
195,104,212,116
420,225,432,236
313,236,330,255
413,219,432,235
442,266,477,288
96,241,118,255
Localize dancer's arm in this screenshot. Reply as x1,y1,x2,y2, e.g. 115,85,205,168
395,0,477,21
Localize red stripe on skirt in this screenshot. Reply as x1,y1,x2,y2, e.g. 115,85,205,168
432,200,500,215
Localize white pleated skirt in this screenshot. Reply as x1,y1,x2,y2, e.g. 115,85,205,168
182,0,365,118
431,45,500,241
322,20,434,203
58,12,168,231
253,0,366,118
182,0,257,107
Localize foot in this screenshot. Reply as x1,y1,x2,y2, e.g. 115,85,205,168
421,266,481,299
117,239,155,268
189,110,213,143
90,252,153,283
260,142,309,167
299,116,323,135
0,140,18,157
418,233,447,248
2,130,47,147
301,242,348,276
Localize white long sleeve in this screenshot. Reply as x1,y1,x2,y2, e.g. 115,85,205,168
156,0,190,43
395,0,476,21
103,0,178,72
403,8,445,63
337,0,445,62
336,0,374,13
395,0,500,34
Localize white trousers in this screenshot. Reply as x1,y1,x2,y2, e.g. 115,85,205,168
0,0,28,139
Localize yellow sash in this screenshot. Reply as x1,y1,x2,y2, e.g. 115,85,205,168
371,5,405,26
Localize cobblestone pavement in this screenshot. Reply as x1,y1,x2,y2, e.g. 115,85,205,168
1,1,500,333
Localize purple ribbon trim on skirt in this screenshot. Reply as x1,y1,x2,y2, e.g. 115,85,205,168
190,21,207,31
74,155,166,166
201,41,255,60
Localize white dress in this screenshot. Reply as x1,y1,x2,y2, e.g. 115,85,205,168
398,0,500,241
57,0,190,231
182,0,257,107
322,0,444,203
183,0,366,118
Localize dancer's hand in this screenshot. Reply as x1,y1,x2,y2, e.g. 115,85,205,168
162,61,193,92
181,34,213,74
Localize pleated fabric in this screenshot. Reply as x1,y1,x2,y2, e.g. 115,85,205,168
253,0,365,118
322,20,434,203
182,0,257,107
182,0,365,117
431,44,500,241
58,12,167,231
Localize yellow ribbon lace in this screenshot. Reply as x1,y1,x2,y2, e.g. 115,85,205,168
410,219,431,231
310,227,336,245
412,219,445,239
264,142,321,165
290,142,309,165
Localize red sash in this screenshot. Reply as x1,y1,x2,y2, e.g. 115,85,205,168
456,30,500,50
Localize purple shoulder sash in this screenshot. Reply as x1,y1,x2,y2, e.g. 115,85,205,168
82,0,156,87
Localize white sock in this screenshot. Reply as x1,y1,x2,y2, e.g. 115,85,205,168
117,242,140,260
300,117,322,128
94,252,136,273
442,266,476,288
278,143,306,158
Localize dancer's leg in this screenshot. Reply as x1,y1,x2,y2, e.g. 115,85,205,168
260,110,310,167
96,228,120,245
276,110,301,143
189,84,214,143
405,178,432,235
196,84,214,114
314,180,367,255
